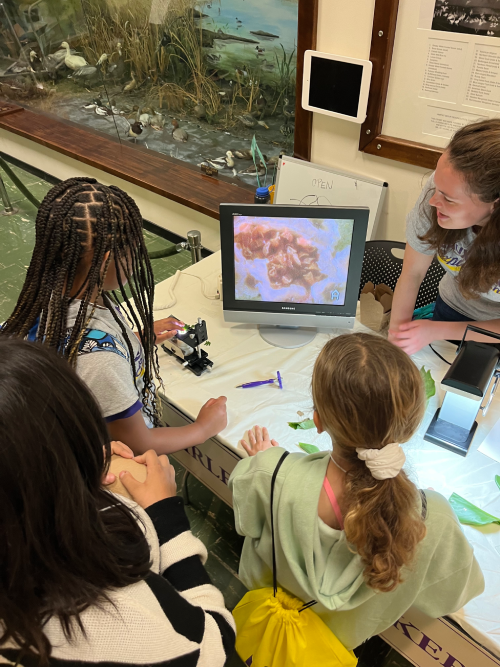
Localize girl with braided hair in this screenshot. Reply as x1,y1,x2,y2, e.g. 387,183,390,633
0,177,227,454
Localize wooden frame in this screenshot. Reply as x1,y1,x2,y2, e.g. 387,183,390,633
0,0,317,219
359,0,443,170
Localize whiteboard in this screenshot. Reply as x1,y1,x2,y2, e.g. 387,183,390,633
274,154,387,239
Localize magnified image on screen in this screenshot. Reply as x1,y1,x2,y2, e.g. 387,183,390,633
234,216,354,305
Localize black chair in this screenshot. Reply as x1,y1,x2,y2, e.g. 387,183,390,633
359,240,445,309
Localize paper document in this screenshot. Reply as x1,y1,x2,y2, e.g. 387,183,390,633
478,417,500,464
464,44,500,111
420,38,467,104
423,105,485,139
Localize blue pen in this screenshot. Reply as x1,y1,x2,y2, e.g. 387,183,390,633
236,371,283,389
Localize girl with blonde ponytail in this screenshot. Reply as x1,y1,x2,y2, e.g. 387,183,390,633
229,333,484,651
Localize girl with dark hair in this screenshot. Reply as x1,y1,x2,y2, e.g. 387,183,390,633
0,338,235,667
390,118,500,355
229,334,483,650
0,177,226,453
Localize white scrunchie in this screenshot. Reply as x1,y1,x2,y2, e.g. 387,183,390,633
355,443,406,480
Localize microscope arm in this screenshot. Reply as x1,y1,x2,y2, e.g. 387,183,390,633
481,371,500,418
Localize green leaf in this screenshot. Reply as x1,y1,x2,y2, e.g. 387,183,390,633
251,134,268,187
449,492,500,526
420,366,436,401
495,475,500,492
299,442,320,454
288,418,315,430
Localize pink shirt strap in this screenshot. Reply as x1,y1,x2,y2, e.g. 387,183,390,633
322,477,344,530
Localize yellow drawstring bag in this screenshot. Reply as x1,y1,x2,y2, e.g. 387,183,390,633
233,452,357,667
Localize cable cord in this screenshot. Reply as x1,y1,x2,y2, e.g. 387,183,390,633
429,343,452,365
153,270,219,311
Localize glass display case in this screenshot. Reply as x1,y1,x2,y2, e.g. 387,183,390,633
0,0,303,190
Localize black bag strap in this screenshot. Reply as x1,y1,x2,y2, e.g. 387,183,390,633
270,451,289,597
420,490,428,521
270,450,317,611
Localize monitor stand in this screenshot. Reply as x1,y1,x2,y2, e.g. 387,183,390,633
259,325,317,349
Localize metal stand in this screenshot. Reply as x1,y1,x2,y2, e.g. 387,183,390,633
186,230,203,264
259,325,317,349
149,230,203,263
0,174,18,216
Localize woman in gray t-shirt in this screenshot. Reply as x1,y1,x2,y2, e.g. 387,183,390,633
389,118,500,355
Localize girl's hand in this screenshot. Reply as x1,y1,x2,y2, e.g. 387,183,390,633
154,317,185,344
240,425,279,457
196,396,228,439
103,440,134,485
119,450,177,508
389,320,438,356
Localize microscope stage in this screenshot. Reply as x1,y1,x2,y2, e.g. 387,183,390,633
424,408,477,457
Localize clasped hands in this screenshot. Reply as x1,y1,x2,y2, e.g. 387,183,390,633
103,441,177,509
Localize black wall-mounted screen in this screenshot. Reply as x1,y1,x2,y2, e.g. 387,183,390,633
308,56,363,118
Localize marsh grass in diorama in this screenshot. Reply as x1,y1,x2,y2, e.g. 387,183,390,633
0,0,298,186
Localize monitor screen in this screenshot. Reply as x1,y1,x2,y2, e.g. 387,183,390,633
233,215,354,306
220,204,369,328
308,56,363,118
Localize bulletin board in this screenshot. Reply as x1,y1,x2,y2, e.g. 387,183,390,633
359,0,500,170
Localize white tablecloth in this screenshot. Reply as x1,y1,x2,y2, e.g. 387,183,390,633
154,252,500,658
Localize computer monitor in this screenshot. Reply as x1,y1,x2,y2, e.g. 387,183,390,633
219,204,368,348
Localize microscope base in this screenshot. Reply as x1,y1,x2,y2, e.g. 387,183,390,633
424,408,477,457
162,344,213,376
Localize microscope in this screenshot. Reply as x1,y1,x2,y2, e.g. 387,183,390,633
424,326,500,456
161,316,213,376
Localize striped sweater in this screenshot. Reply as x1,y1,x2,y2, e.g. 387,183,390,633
0,496,235,667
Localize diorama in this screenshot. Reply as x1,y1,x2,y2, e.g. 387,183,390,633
0,0,299,187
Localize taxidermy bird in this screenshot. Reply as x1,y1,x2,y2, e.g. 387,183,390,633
4,60,34,74
44,43,76,72
233,149,253,160
283,98,295,120
123,72,137,93
158,31,172,51
127,121,143,142
29,49,42,71
95,106,112,116
255,93,267,115
208,151,235,169
194,102,206,119
171,119,188,142
198,159,224,171
108,43,125,81
237,113,256,128
71,65,99,83
238,163,266,176
280,122,294,138
60,41,88,70
150,113,165,131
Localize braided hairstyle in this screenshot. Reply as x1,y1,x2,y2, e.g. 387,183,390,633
0,177,162,426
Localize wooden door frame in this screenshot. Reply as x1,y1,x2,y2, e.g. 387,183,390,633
359,0,442,170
